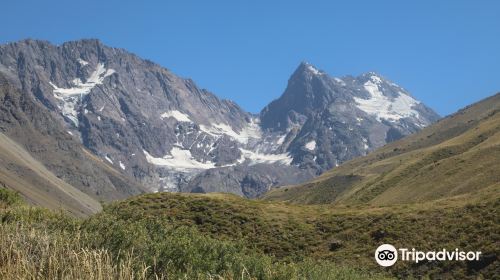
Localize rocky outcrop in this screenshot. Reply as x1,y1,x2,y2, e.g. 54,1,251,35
0,72,145,203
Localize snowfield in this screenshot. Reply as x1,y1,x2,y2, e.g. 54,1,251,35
161,110,193,122
238,148,293,165
143,148,216,171
50,63,115,126
353,75,420,122
305,140,316,151
199,118,262,144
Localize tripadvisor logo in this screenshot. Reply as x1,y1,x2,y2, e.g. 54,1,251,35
375,244,398,267
375,244,481,267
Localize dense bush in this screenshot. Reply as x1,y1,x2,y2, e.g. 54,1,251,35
0,197,388,280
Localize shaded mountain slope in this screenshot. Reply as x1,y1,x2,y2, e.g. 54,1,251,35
0,72,146,214
0,132,101,216
263,93,500,205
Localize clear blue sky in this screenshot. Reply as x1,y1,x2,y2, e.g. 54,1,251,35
1,0,499,116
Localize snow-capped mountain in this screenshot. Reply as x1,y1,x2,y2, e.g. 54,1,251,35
260,62,440,172
0,40,439,197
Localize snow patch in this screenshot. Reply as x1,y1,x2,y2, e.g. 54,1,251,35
161,110,193,122
50,63,114,96
276,134,287,145
104,156,113,164
354,79,420,122
199,118,261,144
362,138,369,150
369,75,382,84
333,77,346,86
49,63,115,127
306,64,323,76
119,161,126,170
305,140,316,151
77,58,89,66
143,148,216,171
238,149,293,165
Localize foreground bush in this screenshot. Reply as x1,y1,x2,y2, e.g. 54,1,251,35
0,187,22,207
0,190,389,280
82,213,387,279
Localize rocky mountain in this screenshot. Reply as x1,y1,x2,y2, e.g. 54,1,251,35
260,62,440,172
264,92,500,205
0,72,145,216
0,39,439,197
189,63,440,195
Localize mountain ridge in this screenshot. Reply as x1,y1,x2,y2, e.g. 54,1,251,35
263,92,500,204
0,71,147,215
0,38,439,198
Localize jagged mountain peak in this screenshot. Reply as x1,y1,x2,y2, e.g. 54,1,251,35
360,70,383,78
261,62,440,171
291,61,327,80
0,39,440,199
0,39,277,193
357,71,397,88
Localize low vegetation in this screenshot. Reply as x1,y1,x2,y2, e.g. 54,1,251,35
98,191,499,279
0,186,22,207
1,177,497,279
0,188,388,280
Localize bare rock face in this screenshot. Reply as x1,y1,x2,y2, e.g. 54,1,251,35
0,72,145,202
0,40,440,197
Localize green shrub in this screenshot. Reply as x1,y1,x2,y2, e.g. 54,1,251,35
80,212,389,279
0,187,22,207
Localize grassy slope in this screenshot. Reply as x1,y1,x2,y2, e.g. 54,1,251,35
100,190,499,279
262,93,500,206
0,189,387,280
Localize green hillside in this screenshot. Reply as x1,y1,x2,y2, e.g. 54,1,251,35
2,187,497,279
91,190,499,279
0,188,389,280
263,93,500,206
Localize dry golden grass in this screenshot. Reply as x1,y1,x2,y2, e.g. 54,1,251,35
0,223,156,280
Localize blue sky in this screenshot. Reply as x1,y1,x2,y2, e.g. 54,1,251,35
1,0,499,116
